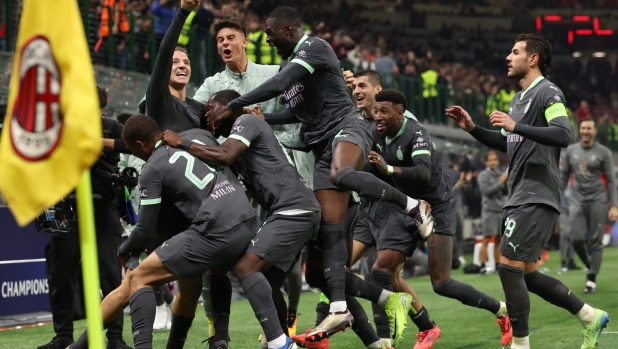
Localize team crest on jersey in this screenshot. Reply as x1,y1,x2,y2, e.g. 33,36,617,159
397,146,404,160
9,36,63,161
554,95,561,101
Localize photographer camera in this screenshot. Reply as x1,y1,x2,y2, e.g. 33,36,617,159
38,85,132,349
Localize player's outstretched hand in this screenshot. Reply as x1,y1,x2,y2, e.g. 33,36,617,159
368,150,389,174
180,0,200,12
344,70,354,90
208,105,232,133
489,111,516,132
609,206,618,221
251,104,265,120
162,129,183,148
446,106,475,132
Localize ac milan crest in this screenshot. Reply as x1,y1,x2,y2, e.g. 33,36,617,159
10,36,63,161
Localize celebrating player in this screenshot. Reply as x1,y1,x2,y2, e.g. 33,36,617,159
561,117,618,294
208,7,434,338
446,33,609,349
368,89,509,348
120,115,260,349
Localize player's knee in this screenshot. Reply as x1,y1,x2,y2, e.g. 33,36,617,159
331,166,355,186
432,277,454,296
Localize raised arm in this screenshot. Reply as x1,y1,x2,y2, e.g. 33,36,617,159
227,64,310,111
512,116,571,148
446,105,507,152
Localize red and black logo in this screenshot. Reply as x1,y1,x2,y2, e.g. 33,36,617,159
10,35,63,161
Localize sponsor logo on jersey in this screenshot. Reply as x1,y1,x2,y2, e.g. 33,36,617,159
231,125,244,133
283,83,305,108
9,36,63,161
507,134,524,143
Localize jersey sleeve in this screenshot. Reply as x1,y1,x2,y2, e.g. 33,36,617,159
410,128,432,164
540,84,568,123
227,115,263,147
289,40,329,74
138,163,163,206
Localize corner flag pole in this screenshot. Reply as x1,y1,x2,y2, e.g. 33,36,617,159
76,169,104,349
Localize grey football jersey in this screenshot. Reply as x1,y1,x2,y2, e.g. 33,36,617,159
373,117,457,204
281,35,361,145
139,129,256,233
561,142,617,206
227,114,321,213
504,77,566,212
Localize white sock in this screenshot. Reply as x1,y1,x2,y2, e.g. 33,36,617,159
268,334,287,349
577,304,595,326
367,340,383,349
511,336,530,349
405,197,419,212
377,290,390,307
496,301,508,318
380,338,392,347
329,301,347,313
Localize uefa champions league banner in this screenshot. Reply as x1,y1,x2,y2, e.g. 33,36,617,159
0,206,50,316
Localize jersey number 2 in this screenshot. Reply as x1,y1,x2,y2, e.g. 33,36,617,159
169,149,216,190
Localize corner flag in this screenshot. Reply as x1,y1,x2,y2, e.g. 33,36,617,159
0,0,102,226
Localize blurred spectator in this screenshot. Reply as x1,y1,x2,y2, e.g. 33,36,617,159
152,0,179,47
135,18,153,73
96,0,130,69
375,50,399,89
576,100,592,123
331,34,349,61
193,0,217,82
246,12,281,66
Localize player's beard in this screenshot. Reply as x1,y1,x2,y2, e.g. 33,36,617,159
507,64,526,80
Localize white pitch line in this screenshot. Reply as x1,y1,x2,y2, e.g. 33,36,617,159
602,332,618,334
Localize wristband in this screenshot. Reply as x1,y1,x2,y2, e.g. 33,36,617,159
387,165,394,175
179,139,193,152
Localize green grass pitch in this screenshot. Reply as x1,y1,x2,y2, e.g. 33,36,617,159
2,248,617,348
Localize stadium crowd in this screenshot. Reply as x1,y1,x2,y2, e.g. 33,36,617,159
16,0,610,125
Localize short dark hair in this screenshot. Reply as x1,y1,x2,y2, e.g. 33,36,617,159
354,70,383,87
375,89,407,111
174,45,188,55
210,89,241,105
266,6,302,27
121,114,161,146
210,18,247,37
580,116,596,127
485,150,497,161
97,84,108,110
116,113,133,125
515,33,553,77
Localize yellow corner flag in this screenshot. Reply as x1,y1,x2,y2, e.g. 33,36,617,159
0,1,105,349
0,0,102,226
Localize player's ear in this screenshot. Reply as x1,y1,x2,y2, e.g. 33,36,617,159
529,52,539,69
376,85,382,93
242,36,248,49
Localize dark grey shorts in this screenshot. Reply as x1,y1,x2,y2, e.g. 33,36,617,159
500,204,559,263
431,198,457,237
247,210,320,273
155,216,262,279
378,207,421,257
354,199,393,247
378,199,456,256
482,210,503,237
312,117,374,191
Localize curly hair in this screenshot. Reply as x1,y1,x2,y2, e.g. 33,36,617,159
375,89,407,111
